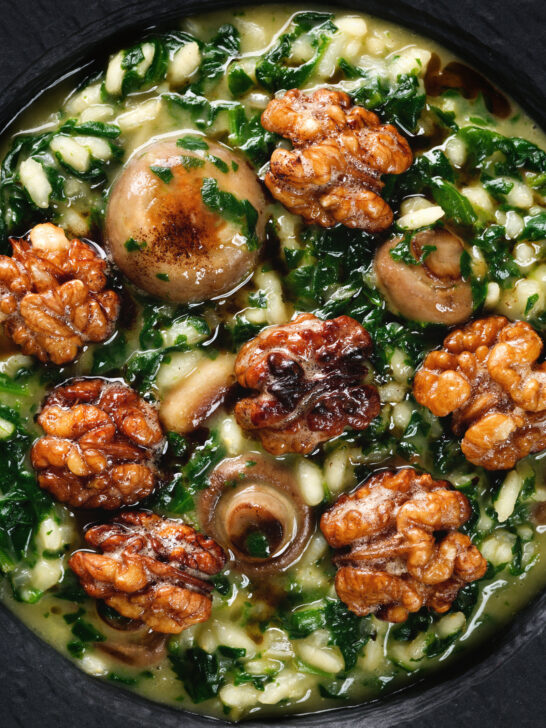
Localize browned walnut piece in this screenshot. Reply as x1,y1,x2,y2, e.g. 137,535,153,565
321,468,487,622
31,378,165,508
69,511,226,634
414,316,546,470
0,223,119,364
234,313,380,454
261,88,412,230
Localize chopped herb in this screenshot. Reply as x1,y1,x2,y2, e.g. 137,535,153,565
245,530,270,558
169,646,222,703
256,12,336,92
194,24,240,92
525,293,539,315
482,176,514,200
248,290,267,308
227,66,254,97
429,178,476,225
457,126,546,175
339,60,425,133
150,165,174,183
108,672,138,686
156,273,170,281
124,237,147,252
520,211,546,241
177,135,209,151
201,177,259,250
390,231,437,266
207,155,229,173
179,154,205,170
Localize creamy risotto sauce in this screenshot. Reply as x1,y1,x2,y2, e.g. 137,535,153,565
0,4,545,721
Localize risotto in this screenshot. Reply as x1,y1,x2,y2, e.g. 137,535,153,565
0,4,544,721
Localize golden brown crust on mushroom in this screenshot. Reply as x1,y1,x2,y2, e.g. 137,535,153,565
105,139,266,303
31,378,165,508
374,229,473,325
0,223,119,364
261,89,412,230
69,511,226,634
234,313,380,454
320,468,486,622
413,316,546,470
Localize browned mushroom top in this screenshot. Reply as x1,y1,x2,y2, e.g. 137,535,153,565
198,455,312,578
374,228,473,325
105,138,267,303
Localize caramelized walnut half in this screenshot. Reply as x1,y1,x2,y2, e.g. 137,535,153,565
234,313,380,454
31,378,165,508
320,469,486,622
69,511,226,634
414,316,546,470
261,89,412,230
0,223,119,364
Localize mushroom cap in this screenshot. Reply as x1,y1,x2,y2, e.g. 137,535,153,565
374,228,473,325
199,455,312,577
105,138,267,303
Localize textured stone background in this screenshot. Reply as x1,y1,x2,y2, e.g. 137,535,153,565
0,1,545,726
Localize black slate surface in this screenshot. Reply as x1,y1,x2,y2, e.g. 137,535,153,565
0,1,545,726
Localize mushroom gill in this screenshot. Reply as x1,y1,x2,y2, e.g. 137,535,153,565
374,228,473,325
198,455,312,577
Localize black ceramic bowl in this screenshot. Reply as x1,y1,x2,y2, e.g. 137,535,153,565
0,1,545,726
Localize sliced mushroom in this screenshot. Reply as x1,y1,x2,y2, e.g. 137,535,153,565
374,228,473,325
159,353,236,434
198,455,312,577
97,630,167,667
105,138,267,303
95,602,167,667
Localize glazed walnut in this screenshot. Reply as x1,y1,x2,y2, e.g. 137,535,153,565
69,511,226,634
320,469,487,622
234,313,380,454
0,223,119,364
31,378,165,508
261,89,412,230
414,316,546,470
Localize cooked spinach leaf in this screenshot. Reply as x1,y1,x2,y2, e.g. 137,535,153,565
201,177,259,250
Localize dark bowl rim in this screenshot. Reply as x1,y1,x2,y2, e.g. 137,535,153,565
0,1,544,726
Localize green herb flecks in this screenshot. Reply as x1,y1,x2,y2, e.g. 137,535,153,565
201,177,259,250
256,11,336,92
150,165,174,183
390,230,437,266
179,155,205,170
177,135,209,151
124,237,147,252
207,155,229,173
245,530,271,558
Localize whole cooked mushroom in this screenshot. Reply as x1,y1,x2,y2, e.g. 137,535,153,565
198,455,312,577
105,137,267,303
374,228,473,325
